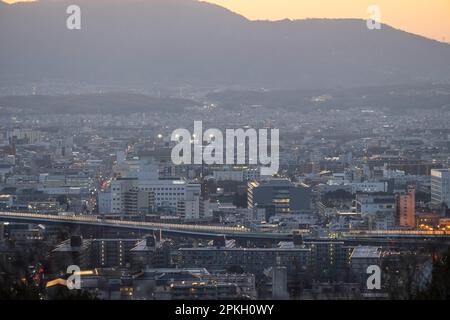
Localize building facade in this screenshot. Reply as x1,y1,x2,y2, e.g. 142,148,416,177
396,186,416,228
431,169,450,207
110,177,201,218
247,179,312,215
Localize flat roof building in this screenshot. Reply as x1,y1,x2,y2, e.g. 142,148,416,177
431,169,450,208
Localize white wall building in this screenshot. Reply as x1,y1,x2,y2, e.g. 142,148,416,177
350,182,388,194
213,167,261,182
110,178,201,218
431,169,450,207
355,193,396,230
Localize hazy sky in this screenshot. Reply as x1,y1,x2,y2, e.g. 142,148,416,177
4,0,450,42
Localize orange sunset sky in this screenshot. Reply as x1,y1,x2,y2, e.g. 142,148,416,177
4,0,450,42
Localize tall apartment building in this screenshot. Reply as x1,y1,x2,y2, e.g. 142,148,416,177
308,241,352,282
396,186,416,228
431,169,450,207
176,183,202,220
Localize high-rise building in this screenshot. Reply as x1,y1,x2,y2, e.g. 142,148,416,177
272,266,289,300
308,241,352,282
431,169,450,207
397,186,416,228
0,223,4,241
247,179,312,215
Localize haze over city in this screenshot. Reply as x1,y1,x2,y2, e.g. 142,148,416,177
0,0,449,308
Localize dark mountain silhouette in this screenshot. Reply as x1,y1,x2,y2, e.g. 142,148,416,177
1,0,450,90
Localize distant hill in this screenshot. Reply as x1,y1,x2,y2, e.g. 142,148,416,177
1,0,450,90
0,93,198,114
207,83,450,113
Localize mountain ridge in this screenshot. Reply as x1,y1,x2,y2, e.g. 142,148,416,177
1,0,450,90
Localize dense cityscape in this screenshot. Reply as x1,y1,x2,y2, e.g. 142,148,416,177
0,0,450,307
0,85,449,300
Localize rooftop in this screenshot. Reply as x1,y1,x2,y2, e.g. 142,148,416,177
350,246,381,259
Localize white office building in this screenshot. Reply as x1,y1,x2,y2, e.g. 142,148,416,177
431,169,450,207
350,182,388,194
110,178,201,218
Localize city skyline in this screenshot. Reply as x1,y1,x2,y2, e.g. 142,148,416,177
0,0,450,305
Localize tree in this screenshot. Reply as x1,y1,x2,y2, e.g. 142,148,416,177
383,251,432,300
49,286,98,300
415,249,450,300
0,279,40,300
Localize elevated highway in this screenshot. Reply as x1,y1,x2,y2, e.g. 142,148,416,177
1,212,449,246
0,211,292,241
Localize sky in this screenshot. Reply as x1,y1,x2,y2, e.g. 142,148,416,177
4,0,450,42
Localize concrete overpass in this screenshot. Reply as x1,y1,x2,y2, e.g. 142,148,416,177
0,211,293,241
1,212,449,247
